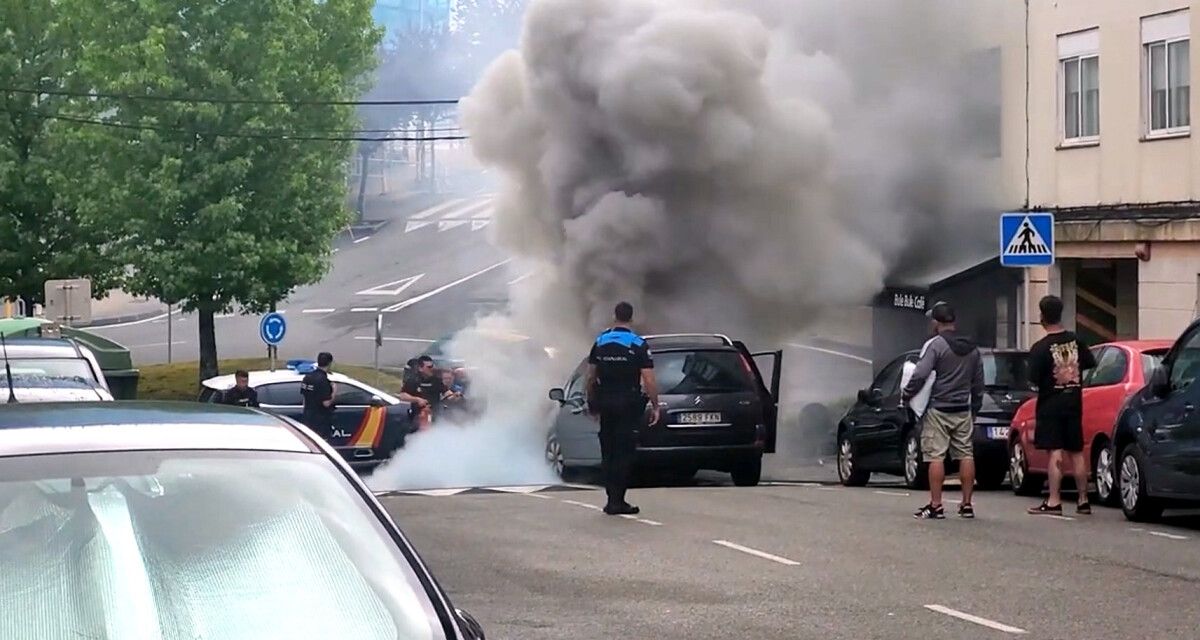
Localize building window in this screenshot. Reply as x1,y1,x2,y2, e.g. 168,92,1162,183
1058,29,1100,144
1142,10,1190,136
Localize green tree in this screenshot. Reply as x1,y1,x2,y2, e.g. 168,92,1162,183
60,0,382,381
0,0,124,312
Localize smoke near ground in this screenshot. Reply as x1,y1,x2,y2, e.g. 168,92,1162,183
369,0,1005,489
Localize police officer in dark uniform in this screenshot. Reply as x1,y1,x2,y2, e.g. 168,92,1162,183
586,302,659,515
221,370,259,407
399,355,446,422
300,352,336,439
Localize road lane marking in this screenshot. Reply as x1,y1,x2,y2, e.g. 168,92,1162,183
1048,515,1075,522
350,307,379,312
786,342,872,365
383,259,512,313
874,490,911,497
923,605,1026,634
507,271,537,286
302,308,337,314
1130,528,1188,540
621,516,663,526
91,308,179,329
712,540,800,566
354,336,435,343
353,236,371,244
129,341,188,349
817,487,843,492
356,275,424,297
438,220,470,231
561,499,602,511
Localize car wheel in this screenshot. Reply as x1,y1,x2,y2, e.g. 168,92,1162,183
837,433,871,486
731,455,762,487
545,432,567,480
903,430,928,490
1094,443,1119,507
1009,439,1044,496
1119,444,1164,522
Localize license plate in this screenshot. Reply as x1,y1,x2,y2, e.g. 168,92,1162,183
987,426,1009,440
677,412,722,425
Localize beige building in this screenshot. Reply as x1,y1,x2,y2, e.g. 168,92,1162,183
1005,1,1200,345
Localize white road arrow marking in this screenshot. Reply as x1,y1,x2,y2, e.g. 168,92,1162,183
409,199,467,220
471,220,491,231
438,220,470,231
356,274,425,297
382,259,512,313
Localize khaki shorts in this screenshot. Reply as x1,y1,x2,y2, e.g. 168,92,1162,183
920,408,974,461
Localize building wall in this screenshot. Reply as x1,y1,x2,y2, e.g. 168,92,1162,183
1138,242,1200,338
1024,0,1200,207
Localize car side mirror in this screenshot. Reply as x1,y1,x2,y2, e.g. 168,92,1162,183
549,388,565,403
456,608,486,640
370,395,385,407
1149,365,1171,398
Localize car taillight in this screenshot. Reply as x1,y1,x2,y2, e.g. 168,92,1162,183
739,353,755,378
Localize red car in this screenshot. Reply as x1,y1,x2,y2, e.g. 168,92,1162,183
1008,340,1173,505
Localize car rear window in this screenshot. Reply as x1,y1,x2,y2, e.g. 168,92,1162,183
983,353,1030,390
1142,349,1168,376
2,358,98,389
654,350,756,395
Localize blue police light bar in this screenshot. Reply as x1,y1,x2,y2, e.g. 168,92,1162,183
286,359,317,373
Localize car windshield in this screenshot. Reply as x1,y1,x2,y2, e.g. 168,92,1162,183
0,450,446,640
982,353,1030,390
655,350,756,394
1,358,97,389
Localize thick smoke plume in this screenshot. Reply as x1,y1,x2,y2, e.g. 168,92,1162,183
369,0,1005,489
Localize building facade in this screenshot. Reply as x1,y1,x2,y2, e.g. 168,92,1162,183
1013,0,1199,345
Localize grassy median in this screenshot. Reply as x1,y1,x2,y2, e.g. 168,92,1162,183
137,358,407,401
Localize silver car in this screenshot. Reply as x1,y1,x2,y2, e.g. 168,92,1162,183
1,337,113,401
0,401,485,640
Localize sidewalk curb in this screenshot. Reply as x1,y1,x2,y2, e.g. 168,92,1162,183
78,308,168,328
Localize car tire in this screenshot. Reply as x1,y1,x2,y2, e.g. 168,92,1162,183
1118,443,1164,522
546,432,570,481
1094,442,1119,507
1009,439,1044,496
976,463,1008,491
903,430,928,490
837,432,871,486
731,455,762,487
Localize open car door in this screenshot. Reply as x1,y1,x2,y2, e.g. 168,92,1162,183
733,340,782,453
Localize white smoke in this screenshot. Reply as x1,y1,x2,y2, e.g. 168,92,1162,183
369,0,1005,489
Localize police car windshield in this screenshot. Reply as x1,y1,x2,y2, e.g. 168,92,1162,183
1,358,97,389
0,450,447,640
654,350,755,395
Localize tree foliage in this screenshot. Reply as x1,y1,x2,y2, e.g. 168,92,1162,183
0,0,124,308
58,0,382,380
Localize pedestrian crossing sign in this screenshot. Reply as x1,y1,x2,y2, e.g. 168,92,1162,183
1000,212,1055,267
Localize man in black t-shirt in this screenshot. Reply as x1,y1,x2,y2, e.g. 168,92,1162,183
1026,295,1097,516
585,302,659,516
300,352,337,439
399,355,446,423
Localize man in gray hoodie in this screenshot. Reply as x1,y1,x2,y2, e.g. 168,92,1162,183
904,301,985,520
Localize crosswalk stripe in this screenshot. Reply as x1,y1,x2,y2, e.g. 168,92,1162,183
410,199,467,220
442,200,492,220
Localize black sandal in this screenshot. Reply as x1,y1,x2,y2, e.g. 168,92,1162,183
1076,502,1092,515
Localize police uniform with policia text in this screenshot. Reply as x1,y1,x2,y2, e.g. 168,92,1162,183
588,326,653,515
301,365,335,439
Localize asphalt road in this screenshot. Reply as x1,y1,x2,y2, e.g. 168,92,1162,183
382,482,1200,640
89,186,515,369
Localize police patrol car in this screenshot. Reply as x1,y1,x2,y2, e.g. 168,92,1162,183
200,360,414,470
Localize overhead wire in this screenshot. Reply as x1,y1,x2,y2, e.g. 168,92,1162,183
3,108,469,142
0,86,461,107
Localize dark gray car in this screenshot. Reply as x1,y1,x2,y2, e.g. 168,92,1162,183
546,334,781,486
